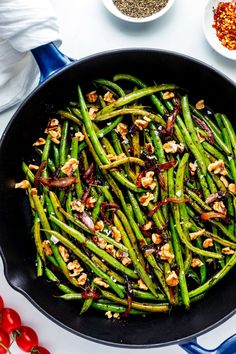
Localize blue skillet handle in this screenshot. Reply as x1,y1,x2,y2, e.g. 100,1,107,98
31,42,73,83
180,333,236,353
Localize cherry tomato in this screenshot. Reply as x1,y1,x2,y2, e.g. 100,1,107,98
31,346,51,354
0,329,10,354
15,326,38,352
1,308,21,334
0,297,3,311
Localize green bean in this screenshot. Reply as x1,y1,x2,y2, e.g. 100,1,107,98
59,120,69,167
71,136,83,197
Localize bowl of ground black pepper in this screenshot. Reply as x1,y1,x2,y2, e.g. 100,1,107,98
102,0,175,23
203,0,236,60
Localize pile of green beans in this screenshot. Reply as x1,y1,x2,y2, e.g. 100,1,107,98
20,73,236,318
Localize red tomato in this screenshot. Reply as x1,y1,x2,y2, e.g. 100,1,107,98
1,308,21,334
0,329,10,354
0,297,3,311
31,346,51,354
15,326,38,352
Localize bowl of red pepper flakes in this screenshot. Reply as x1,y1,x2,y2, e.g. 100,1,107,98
203,0,236,60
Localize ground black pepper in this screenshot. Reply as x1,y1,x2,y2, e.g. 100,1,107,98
113,0,169,18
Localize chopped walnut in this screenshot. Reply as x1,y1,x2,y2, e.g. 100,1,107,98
220,176,229,188
142,221,153,231
115,250,126,259
94,277,109,288
86,90,98,103
203,238,214,248
121,257,132,266
189,162,198,176
166,271,179,287
77,273,87,286
75,131,85,142
162,91,175,100
116,122,128,139
163,140,184,154
89,106,99,119
195,100,205,110
189,229,206,241
197,130,206,143
191,258,203,268
145,142,155,155
138,279,148,290
222,247,234,255
42,240,53,256
105,311,113,319
228,183,236,195
15,180,30,189
107,153,126,162
71,200,85,213
106,244,116,257
94,220,104,232
58,245,70,262
45,118,61,144
67,260,83,277
160,243,175,263
208,160,228,176
111,226,122,242
61,158,79,176
152,233,163,245
139,192,154,206
134,117,151,130
213,201,227,216
94,237,107,250
32,137,46,146
113,313,120,319
141,171,156,190
29,164,39,171
86,197,97,209
104,91,116,103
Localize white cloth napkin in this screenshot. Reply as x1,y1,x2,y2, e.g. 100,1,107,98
0,0,61,112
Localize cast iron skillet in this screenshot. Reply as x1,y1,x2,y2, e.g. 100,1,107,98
0,44,236,353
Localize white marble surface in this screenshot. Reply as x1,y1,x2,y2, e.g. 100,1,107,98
1,0,236,353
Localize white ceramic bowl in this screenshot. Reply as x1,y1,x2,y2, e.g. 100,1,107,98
102,0,176,23
203,0,236,60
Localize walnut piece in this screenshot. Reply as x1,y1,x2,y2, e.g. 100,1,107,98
228,183,236,195
162,91,175,100
111,226,122,242
58,245,70,262
77,273,87,286
208,160,228,176
166,271,179,287
94,220,104,232
75,131,85,142
94,277,109,288
222,247,234,255
213,201,227,216
86,90,98,103
61,158,79,176
15,180,30,189
195,100,205,110
89,106,99,119
42,240,53,256
189,162,198,176
105,311,113,319
107,153,126,162
189,229,206,241
32,137,46,146
67,260,83,277
134,116,151,130
145,142,155,155
141,171,156,190
104,91,116,103
106,244,116,257
137,279,148,290
203,238,214,248
71,200,84,213
45,118,61,144
121,256,132,266
191,258,203,268
152,233,163,245
139,192,154,206
86,197,97,209
29,164,39,171
94,236,107,250
163,140,184,154
142,221,153,231
160,243,175,264
116,123,128,139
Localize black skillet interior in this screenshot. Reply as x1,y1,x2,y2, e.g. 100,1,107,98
0,49,236,348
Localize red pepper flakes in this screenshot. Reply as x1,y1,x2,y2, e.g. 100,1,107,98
212,1,236,50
